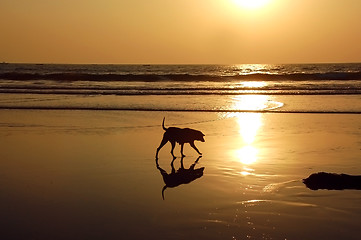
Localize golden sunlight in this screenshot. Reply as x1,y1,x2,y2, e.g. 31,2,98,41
230,95,283,112
232,95,269,111
241,81,267,88
234,112,263,167
237,113,262,144
233,0,270,9
236,145,258,165
231,96,265,168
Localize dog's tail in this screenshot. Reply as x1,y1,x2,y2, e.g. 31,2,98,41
162,117,167,131
162,185,167,200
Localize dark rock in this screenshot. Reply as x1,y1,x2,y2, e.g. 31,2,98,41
303,172,361,190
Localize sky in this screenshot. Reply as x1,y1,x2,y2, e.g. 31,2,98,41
1,0,360,64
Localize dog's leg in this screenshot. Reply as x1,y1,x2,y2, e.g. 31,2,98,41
180,143,186,157
171,156,176,173
156,136,168,158
190,156,202,170
189,141,202,155
180,156,185,169
170,141,176,158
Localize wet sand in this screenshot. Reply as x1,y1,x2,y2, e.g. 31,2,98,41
0,110,360,240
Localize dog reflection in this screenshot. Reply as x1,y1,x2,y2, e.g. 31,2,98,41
156,156,204,200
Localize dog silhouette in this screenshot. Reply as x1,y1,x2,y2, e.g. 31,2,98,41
156,156,204,200
156,118,205,158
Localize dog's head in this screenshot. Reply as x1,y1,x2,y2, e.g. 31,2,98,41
196,131,205,142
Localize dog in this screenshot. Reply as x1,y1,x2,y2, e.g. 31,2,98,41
156,117,205,158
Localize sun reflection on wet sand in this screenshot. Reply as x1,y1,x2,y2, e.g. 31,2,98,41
231,95,267,175
235,114,262,175
236,145,258,165
237,113,262,144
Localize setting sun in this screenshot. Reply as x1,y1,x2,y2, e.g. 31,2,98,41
233,0,270,9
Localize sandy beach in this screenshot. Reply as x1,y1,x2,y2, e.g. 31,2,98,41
1,109,360,239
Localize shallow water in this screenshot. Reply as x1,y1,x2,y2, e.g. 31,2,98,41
1,94,361,113
0,110,360,239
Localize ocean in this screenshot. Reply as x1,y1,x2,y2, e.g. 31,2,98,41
0,63,361,113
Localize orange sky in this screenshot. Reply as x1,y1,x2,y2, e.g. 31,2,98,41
1,0,360,64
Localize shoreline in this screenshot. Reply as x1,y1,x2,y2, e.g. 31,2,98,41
0,106,361,114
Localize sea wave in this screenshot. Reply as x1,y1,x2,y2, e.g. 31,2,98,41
1,83,361,95
0,88,360,95
1,71,361,81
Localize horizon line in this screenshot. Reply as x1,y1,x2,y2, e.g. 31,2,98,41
2,61,361,65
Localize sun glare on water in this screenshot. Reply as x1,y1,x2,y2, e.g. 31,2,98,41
233,0,270,9
233,113,262,174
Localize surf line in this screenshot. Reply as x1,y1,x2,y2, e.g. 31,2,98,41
0,106,360,114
